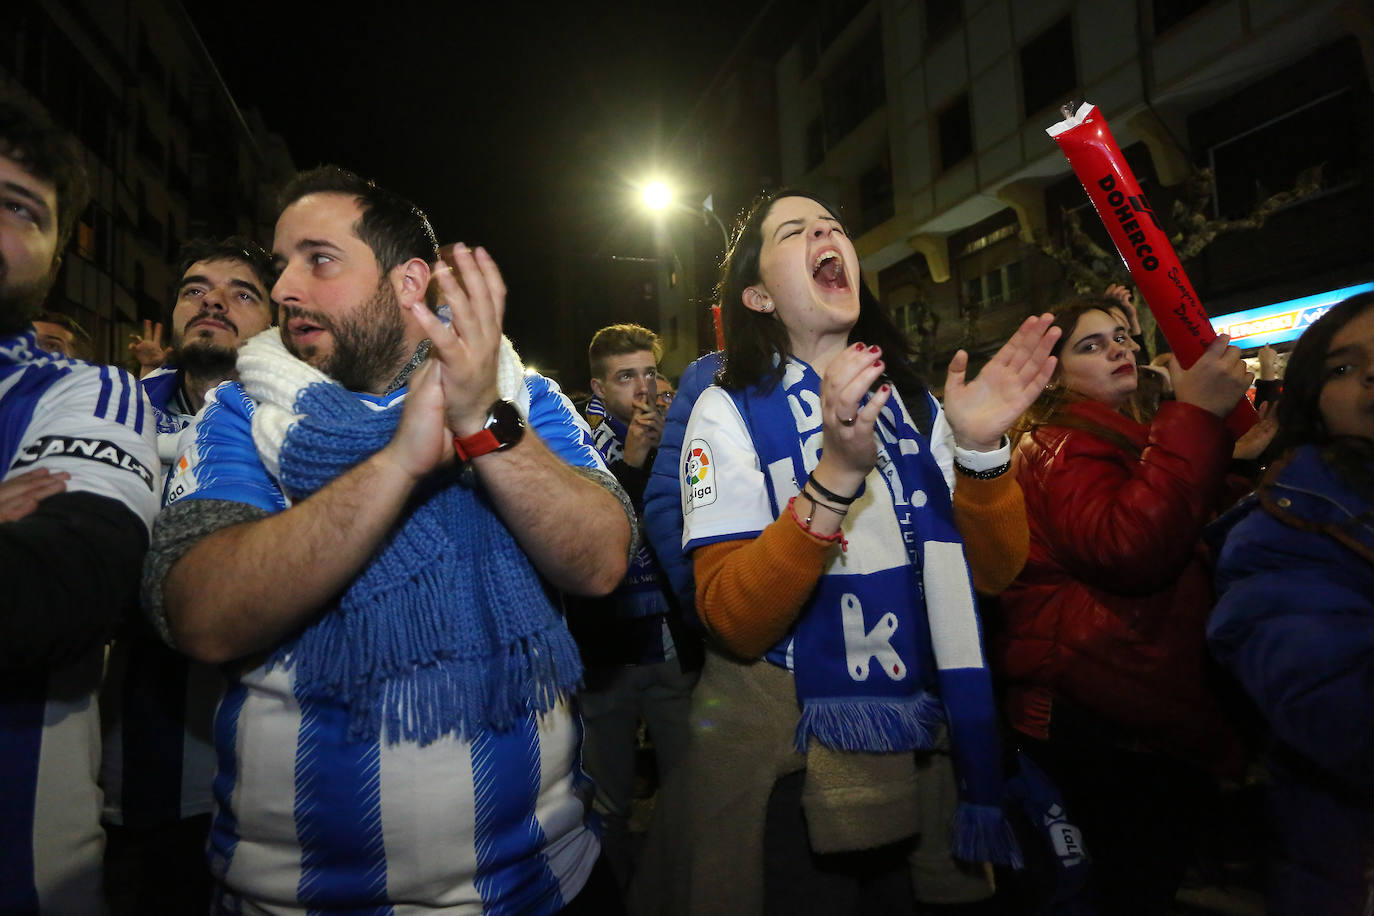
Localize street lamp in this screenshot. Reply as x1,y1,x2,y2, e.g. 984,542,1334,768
639,180,729,249
642,182,672,211
638,180,731,350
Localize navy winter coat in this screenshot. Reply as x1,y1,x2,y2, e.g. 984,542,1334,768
1208,444,1374,916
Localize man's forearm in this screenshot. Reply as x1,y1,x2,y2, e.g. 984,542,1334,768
0,492,147,669
471,434,631,595
161,449,419,663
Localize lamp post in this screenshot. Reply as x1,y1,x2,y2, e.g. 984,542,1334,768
641,181,730,351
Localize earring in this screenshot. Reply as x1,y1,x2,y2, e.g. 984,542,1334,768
762,300,773,312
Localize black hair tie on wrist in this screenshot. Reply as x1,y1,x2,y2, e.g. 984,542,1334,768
806,474,858,505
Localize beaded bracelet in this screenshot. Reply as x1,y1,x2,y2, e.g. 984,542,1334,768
806,474,858,506
953,459,1012,480
787,495,848,552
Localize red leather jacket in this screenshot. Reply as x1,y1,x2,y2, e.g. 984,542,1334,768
994,399,1244,772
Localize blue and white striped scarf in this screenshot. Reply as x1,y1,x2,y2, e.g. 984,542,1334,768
729,358,1020,866
234,331,583,746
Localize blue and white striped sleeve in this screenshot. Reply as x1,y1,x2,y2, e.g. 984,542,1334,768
9,364,160,532
524,373,607,472
165,382,288,514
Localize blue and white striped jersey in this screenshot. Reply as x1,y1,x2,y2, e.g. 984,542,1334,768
165,370,606,913
100,363,222,829
0,331,159,915
0,333,158,519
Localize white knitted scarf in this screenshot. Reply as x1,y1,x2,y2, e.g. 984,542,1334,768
234,328,530,481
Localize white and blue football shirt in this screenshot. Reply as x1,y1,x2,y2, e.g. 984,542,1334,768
0,331,159,914
166,371,607,913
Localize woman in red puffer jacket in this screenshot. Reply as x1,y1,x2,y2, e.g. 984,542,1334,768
994,297,1254,916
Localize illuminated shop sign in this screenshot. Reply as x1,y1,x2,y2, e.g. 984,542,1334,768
1210,282,1374,348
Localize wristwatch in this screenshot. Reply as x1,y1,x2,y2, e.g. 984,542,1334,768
452,399,525,463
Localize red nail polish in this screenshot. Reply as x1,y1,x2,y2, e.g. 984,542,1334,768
881,384,889,392
854,342,864,350
869,345,880,353
873,359,883,367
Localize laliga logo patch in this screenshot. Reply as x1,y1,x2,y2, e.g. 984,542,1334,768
683,439,716,513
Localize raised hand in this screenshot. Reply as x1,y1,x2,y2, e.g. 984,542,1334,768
1257,344,1279,381
943,314,1060,451
128,319,171,377
0,468,69,522
377,359,452,481
623,392,664,468
1233,400,1278,461
1104,283,1141,335
403,244,505,437
812,343,893,496
1168,334,1254,419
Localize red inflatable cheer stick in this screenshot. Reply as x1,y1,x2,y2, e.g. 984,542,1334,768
1047,102,1256,436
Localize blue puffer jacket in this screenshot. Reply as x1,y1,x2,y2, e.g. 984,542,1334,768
1208,443,1374,916
642,351,723,627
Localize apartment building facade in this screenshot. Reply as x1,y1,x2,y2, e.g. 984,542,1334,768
1,0,293,364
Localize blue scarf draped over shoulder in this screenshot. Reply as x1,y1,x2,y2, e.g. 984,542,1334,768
269,379,583,747
728,358,1020,866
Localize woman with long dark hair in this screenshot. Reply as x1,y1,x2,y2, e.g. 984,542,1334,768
672,189,1058,913
1208,292,1374,916
995,296,1255,914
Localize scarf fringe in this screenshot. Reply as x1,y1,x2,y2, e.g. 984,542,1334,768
236,333,582,748
794,692,945,753
272,627,582,746
952,801,1024,869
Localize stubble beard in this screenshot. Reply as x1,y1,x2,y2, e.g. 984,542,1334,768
175,339,239,382
0,267,56,337
284,280,408,394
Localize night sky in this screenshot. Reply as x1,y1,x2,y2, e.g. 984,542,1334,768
184,1,769,382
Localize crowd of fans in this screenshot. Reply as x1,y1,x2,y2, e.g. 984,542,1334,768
3,90,1371,916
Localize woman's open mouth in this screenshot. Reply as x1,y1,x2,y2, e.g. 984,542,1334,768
812,250,850,291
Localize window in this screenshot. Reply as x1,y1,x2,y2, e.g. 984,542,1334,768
925,0,961,44
1208,90,1358,219
76,220,95,261
806,117,827,171
800,34,819,79
958,222,1018,257
1020,16,1076,118
1153,0,1215,34
800,0,872,73
166,213,179,263
821,27,886,149
137,26,166,92
857,155,894,233
93,208,113,271
963,261,1025,311
135,107,164,169
937,94,973,172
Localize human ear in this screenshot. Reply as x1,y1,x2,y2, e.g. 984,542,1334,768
742,285,773,314
589,377,605,398
393,257,431,310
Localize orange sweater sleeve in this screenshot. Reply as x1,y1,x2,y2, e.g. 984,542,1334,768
952,470,1028,595
693,509,838,659
694,471,1027,659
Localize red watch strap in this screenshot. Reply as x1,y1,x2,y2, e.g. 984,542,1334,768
451,428,502,463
